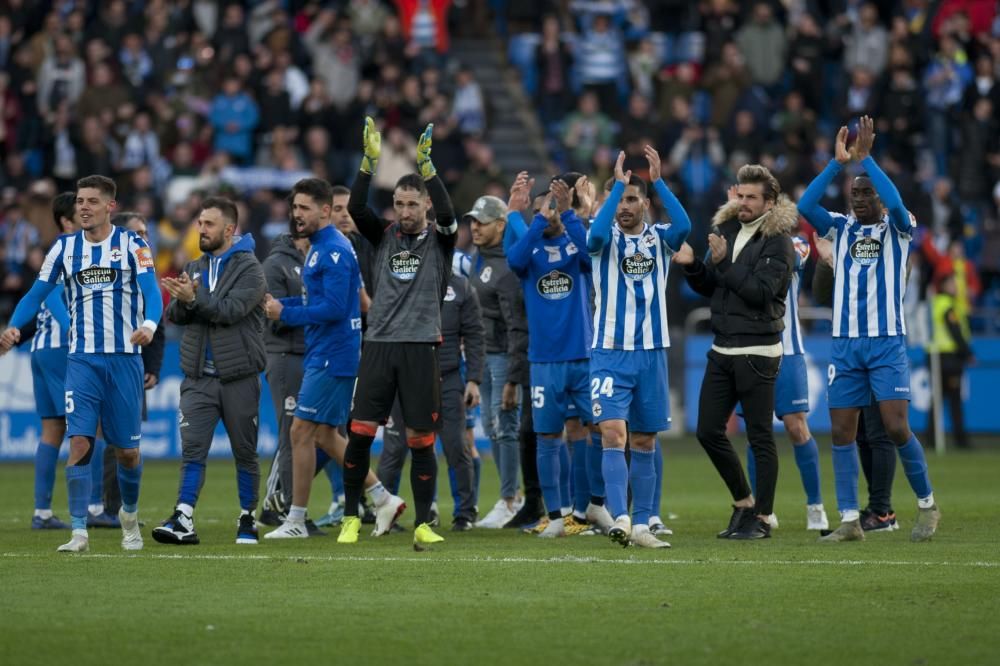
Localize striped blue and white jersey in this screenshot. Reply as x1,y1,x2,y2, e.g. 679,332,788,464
31,298,68,352
826,213,912,338
37,226,155,354
782,236,809,356
590,223,676,351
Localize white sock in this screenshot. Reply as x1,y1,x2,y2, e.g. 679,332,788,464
572,510,586,521
177,503,194,518
288,505,307,523
632,523,649,535
917,493,935,509
366,482,389,507
649,515,663,526
35,509,53,519
336,494,346,504
72,528,88,538
841,509,860,523
561,507,572,517
88,503,104,516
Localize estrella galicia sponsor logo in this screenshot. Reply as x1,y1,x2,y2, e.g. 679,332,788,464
389,250,421,281
537,270,573,300
849,237,882,266
74,266,118,290
620,252,654,279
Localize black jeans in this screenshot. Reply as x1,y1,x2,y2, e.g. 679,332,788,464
857,402,896,515
696,350,781,516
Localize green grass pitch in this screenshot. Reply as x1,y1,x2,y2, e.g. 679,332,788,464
1,439,998,666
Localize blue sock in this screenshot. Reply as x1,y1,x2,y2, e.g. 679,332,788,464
448,466,460,517
558,441,571,511
571,439,589,514
746,442,757,498
315,448,331,474
472,456,482,505
652,440,663,518
66,464,92,530
236,467,255,511
89,439,105,504
832,443,860,513
178,461,206,507
897,434,933,500
34,442,60,510
601,448,628,519
587,433,605,498
536,437,563,517
793,438,822,505
629,448,656,525
331,461,344,498
117,463,142,513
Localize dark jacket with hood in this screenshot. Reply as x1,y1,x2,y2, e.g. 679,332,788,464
262,233,306,355
469,243,530,386
167,234,267,382
683,197,797,348
440,273,485,382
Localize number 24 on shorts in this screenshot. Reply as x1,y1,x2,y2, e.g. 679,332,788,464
591,377,613,399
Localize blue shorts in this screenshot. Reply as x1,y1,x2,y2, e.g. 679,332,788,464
828,337,910,409
530,359,591,434
31,347,68,419
64,353,143,447
589,348,671,433
465,405,478,430
295,368,354,427
775,353,810,417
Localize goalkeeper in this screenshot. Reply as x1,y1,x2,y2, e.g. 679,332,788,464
338,118,458,546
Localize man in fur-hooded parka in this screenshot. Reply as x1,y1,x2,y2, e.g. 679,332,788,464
681,186,797,347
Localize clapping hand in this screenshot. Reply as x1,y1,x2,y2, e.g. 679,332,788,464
508,171,534,213
708,232,728,265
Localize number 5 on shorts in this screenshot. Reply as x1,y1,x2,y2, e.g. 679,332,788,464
532,386,545,408
591,377,613,399
65,390,75,414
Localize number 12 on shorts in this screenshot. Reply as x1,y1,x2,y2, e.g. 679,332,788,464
591,377,613,399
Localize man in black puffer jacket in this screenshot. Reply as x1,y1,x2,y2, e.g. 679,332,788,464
155,196,267,546
674,164,795,541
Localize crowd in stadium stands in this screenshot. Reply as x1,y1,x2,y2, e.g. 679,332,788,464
0,0,999,338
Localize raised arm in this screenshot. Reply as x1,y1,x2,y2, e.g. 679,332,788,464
798,159,841,237
587,151,629,254
852,115,910,233
348,117,388,247
507,213,549,276
652,178,691,252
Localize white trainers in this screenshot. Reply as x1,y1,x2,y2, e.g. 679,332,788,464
585,503,614,533
538,517,565,538
119,508,143,551
630,524,671,548
372,494,407,537
609,515,631,547
648,516,674,536
767,514,780,529
57,529,89,553
807,504,829,531
476,499,516,529
264,520,309,539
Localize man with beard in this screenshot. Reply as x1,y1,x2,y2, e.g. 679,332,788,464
674,164,796,541
154,197,267,545
340,118,458,546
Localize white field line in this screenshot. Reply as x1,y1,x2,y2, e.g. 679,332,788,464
2,552,998,568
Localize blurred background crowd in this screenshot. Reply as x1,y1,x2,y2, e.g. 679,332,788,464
0,0,998,341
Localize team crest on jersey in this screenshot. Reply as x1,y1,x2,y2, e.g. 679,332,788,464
620,252,654,279
537,271,573,300
850,237,882,266
389,250,421,281
480,266,492,283
308,252,319,268
444,285,456,302
75,266,118,290
566,242,578,255
109,247,123,262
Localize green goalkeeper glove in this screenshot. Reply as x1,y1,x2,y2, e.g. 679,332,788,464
417,123,436,180
360,116,381,175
